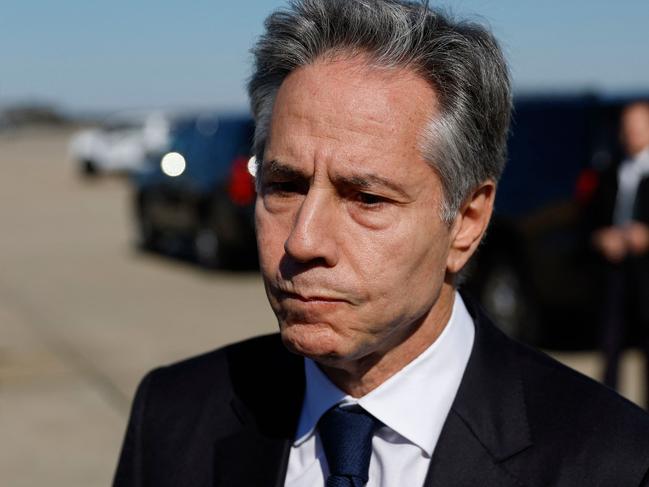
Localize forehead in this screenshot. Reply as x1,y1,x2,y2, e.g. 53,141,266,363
267,55,439,169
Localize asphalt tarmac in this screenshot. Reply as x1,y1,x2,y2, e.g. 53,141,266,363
0,127,643,486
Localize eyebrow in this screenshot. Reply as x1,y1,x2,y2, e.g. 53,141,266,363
260,159,308,180
336,173,409,199
261,158,410,199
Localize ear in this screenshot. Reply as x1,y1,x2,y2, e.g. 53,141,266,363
446,180,496,274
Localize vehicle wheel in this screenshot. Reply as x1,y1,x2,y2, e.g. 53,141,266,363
135,201,160,251
194,226,226,269
81,159,99,177
478,257,537,342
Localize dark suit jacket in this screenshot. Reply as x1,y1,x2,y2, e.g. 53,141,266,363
584,165,649,320
585,165,649,231
114,297,649,486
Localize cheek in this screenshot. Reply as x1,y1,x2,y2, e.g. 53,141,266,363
255,201,286,270
351,217,448,302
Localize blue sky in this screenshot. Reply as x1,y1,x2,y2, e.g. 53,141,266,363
2,0,648,113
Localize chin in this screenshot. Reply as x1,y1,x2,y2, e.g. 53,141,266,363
279,321,347,360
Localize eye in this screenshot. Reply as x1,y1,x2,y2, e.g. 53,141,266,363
355,192,386,207
263,180,302,195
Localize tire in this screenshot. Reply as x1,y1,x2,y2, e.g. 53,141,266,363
477,257,537,342
193,225,224,269
194,222,244,269
135,199,160,251
80,159,99,177
194,195,249,270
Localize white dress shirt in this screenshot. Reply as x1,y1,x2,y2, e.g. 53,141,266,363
284,292,475,487
614,146,649,225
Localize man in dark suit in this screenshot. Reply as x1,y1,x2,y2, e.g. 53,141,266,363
114,1,649,485
589,101,649,401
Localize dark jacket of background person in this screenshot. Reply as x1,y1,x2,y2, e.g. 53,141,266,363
585,163,649,290
585,161,649,393
586,166,649,232
113,297,649,487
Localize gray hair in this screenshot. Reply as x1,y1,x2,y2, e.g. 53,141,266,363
248,0,511,223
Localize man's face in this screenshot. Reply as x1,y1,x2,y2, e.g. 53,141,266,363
621,103,649,157
255,56,453,365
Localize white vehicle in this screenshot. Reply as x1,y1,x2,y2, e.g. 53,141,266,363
69,111,171,176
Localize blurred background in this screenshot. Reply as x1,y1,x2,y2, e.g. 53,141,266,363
2,1,649,485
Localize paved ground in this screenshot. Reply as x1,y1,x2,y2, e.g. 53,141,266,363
0,127,645,486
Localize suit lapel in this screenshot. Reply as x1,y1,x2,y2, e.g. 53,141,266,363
212,338,305,487
423,412,523,487
424,294,533,486
212,408,292,487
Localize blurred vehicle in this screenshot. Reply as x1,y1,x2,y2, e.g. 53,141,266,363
132,113,257,269
464,94,637,350
69,110,170,176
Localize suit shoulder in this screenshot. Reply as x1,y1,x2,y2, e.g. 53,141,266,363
145,333,288,394
515,340,649,449
132,333,294,417
136,333,303,442
156,333,286,375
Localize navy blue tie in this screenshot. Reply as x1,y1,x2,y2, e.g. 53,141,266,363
318,406,380,487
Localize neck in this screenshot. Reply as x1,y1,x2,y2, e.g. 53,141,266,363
318,284,456,397
630,145,649,158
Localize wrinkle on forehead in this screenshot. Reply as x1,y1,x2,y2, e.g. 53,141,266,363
269,54,439,150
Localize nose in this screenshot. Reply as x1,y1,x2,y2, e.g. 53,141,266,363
284,189,339,267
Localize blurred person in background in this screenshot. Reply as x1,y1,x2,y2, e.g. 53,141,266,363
590,101,649,402
114,2,649,486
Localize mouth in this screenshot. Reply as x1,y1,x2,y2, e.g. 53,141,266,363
275,289,350,304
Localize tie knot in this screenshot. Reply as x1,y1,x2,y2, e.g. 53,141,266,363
318,405,380,485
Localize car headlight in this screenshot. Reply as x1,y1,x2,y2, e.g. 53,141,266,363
247,156,257,178
160,152,186,177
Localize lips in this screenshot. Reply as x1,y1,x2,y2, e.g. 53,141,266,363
271,284,352,305
281,290,346,303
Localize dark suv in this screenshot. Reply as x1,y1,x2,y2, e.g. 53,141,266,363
133,114,257,268
464,95,633,349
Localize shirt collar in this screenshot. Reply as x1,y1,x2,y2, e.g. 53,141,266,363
623,146,649,169
635,146,649,161
294,291,475,457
